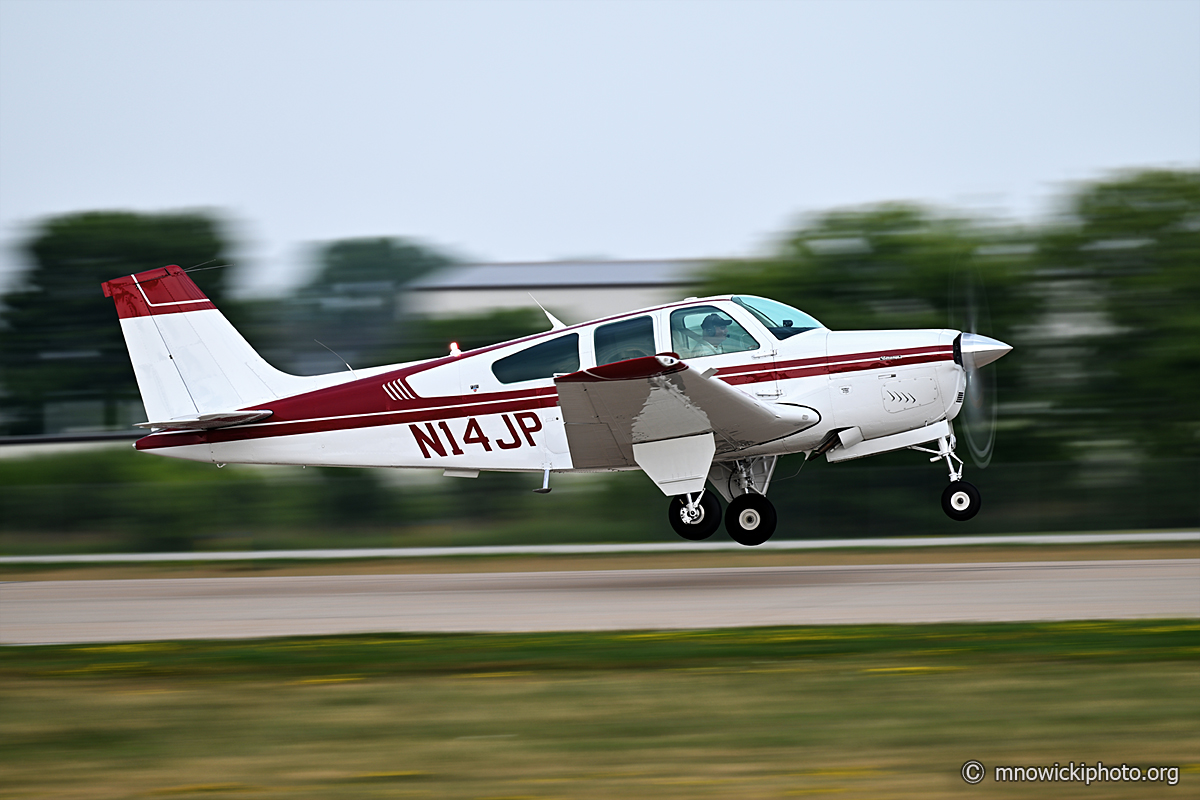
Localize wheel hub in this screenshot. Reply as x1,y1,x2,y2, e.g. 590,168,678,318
950,491,972,511
738,509,761,530
669,493,721,541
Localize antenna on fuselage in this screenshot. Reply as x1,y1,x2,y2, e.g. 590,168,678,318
314,339,357,378
183,259,233,273
528,293,567,331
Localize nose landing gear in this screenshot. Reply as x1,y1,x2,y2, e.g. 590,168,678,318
912,431,982,522
941,481,981,521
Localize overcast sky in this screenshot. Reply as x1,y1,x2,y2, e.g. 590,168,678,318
1,0,1197,296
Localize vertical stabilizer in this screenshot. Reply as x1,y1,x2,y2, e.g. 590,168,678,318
102,266,329,423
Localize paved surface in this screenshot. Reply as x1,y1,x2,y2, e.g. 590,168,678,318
2,531,1197,564
2,560,1196,644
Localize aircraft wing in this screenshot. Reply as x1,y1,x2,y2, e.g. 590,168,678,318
134,410,273,431
554,354,819,481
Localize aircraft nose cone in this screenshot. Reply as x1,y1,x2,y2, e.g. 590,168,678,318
959,333,1012,369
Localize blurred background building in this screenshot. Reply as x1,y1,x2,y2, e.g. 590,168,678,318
405,259,705,324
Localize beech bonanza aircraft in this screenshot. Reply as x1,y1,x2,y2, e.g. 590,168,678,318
103,265,1011,546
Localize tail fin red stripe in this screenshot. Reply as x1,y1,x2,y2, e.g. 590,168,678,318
101,265,216,319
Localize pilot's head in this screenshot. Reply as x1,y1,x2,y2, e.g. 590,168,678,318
701,313,732,342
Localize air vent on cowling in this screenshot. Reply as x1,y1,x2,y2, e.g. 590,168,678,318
882,377,939,413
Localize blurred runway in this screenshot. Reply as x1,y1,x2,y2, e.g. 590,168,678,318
3,559,1197,644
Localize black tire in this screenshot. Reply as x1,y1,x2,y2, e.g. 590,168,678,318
724,493,777,546
941,481,981,521
668,493,722,541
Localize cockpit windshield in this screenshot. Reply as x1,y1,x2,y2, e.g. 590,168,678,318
732,296,823,340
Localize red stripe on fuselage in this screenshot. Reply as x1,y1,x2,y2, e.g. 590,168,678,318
136,389,560,450
717,344,953,384
135,344,953,450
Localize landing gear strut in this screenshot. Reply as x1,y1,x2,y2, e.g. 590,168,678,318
912,431,982,522
671,457,781,546
706,457,779,545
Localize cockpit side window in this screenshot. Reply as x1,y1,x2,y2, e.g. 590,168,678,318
594,316,655,366
670,305,759,358
732,296,823,339
491,333,580,384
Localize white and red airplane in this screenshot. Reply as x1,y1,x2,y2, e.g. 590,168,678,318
102,265,1011,545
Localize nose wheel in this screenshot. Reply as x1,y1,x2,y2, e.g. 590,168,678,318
941,481,981,521
911,431,985,522
668,492,722,540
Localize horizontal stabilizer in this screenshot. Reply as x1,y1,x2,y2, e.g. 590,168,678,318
135,410,273,431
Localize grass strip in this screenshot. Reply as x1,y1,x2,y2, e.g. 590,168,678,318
2,620,1197,681
2,622,1198,800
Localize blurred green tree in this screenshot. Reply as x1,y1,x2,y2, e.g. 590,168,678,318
1037,169,1200,459
260,237,455,374
698,203,1027,335
305,237,451,289
0,211,232,435
387,307,551,364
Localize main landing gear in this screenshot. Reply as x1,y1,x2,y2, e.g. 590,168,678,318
669,457,779,546
912,431,982,522
668,492,722,540
724,493,777,546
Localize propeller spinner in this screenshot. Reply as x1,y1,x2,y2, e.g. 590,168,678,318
951,271,1011,469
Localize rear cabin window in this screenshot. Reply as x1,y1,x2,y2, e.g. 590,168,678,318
491,334,580,384
594,316,655,366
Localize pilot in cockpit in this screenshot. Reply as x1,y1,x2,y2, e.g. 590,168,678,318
694,313,734,355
